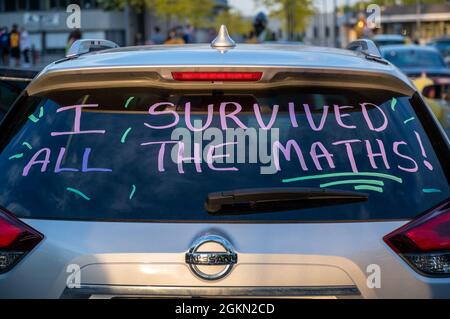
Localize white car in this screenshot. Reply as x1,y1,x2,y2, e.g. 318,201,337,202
0,28,449,299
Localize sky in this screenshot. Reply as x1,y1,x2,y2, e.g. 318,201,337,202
228,0,269,16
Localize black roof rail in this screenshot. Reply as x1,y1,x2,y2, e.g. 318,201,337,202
346,39,388,64
66,39,119,58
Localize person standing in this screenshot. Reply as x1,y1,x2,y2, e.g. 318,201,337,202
66,29,82,55
20,27,31,67
150,26,165,45
164,28,185,45
0,27,10,66
182,24,195,44
9,25,21,67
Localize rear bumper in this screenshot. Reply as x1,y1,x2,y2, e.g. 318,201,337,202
2,219,450,299
60,285,361,299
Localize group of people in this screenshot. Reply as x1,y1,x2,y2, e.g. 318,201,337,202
146,25,196,45
145,13,277,46
0,24,33,68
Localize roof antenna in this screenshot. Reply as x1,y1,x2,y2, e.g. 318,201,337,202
211,25,236,50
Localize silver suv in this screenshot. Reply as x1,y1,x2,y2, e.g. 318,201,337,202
0,27,449,299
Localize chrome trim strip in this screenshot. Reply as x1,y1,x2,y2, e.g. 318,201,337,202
61,285,360,299
0,76,33,82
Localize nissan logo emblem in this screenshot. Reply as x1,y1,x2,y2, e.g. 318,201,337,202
185,235,237,281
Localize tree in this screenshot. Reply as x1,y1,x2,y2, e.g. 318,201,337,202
97,0,126,10
257,0,314,40
97,0,215,28
215,9,253,36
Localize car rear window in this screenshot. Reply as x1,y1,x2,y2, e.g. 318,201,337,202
0,87,448,222
383,49,446,68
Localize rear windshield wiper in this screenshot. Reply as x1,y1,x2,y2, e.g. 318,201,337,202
205,187,368,215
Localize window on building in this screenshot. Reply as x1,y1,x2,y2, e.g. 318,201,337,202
17,0,27,10
4,0,17,11
83,0,98,9
59,0,70,8
29,0,41,10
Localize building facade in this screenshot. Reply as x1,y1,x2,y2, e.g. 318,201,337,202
0,0,126,53
0,0,229,54
380,3,450,42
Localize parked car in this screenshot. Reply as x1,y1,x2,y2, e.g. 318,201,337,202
263,40,304,45
0,31,448,299
413,75,450,136
372,34,407,48
380,45,450,79
381,45,450,131
0,68,38,120
427,36,450,66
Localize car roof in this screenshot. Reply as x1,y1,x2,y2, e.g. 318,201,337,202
42,44,397,73
29,43,415,96
431,36,450,42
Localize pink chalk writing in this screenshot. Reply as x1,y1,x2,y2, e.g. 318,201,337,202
219,102,247,129
365,139,390,170
310,141,335,171
206,142,239,171
393,141,418,172
51,104,106,136
334,105,356,129
332,140,361,173
23,147,112,176
253,103,279,130
177,142,202,174
272,140,308,172
185,102,213,132
361,102,388,132
140,140,180,172
305,104,329,131
414,131,434,171
18,98,437,181
145,102,180,129
22,148,51,176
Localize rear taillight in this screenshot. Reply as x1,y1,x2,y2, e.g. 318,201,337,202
172,72,263,82
384,200,450,276
0,208,43,274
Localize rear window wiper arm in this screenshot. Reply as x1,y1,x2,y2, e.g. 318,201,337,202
205,187,368,215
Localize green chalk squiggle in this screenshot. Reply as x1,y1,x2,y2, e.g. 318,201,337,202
9,153,24,160
422,188,441,193
320,179,384,188
66,187,90,201
124,96,135,109
129,184,136,200
354,185,384,193
283,172,402,184
120,127,132,144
